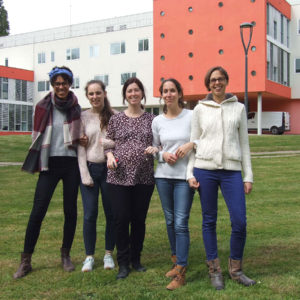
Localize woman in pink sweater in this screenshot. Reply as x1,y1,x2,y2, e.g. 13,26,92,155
78,80,115,272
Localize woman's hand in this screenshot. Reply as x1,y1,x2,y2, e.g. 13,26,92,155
175,142,194,158
106,152,118,169
144,146,159,155
163,152,177,165
82,178,94,187
188,177,200,189
79,135,88,147
244,182,252,194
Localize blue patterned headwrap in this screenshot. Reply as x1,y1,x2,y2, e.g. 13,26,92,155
49,67,73,84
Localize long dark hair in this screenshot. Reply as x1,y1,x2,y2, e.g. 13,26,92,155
122,77,146,109
159,78,185,114
85,80,114,130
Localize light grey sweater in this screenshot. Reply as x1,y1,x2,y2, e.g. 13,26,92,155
186,94,253,182
152,109,193,180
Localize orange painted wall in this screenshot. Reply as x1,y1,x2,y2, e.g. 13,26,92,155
153,0,290,100
0,66,34,81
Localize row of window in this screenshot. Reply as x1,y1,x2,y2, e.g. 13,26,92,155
0,103,33,131
0,78,32,102
267,3,290,47
37,72,136,92
267,41,290,86
37,39,149,64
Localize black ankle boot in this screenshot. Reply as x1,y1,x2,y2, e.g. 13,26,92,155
116,265,131,279
132,261,147,272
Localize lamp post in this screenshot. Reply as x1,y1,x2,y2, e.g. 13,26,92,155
240,22,253,115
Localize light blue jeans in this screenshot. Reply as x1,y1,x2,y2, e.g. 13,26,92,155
155,178,194,266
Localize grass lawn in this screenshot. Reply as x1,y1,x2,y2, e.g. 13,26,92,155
0,135,300,299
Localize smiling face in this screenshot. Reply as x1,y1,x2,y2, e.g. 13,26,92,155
86,83,106,111
209,70,228,102
125,83,143,106
52,75,71,99
162,81,181,109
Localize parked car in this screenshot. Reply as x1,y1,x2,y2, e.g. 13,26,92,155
247,111,290,135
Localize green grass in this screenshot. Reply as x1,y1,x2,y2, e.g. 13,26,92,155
1,135,300,299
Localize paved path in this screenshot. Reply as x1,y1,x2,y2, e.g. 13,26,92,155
1,151,300,166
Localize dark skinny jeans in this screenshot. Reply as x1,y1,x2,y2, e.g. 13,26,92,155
24,157,80,254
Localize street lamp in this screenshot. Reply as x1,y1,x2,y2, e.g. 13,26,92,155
240,22,253,115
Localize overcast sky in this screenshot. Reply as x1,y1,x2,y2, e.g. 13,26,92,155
3,0,300,36
3,0,153,35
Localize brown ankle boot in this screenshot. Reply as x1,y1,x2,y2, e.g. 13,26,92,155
228,258,256,286
60,248,75,272
165,255,177,278
13,253,32,279
166,265,186,290
206,258,224,290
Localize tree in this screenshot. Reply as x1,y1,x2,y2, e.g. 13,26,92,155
0,0,9,36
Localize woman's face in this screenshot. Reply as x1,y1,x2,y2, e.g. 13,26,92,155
125,83,143,106
52,75,70,99
87,83,106,111
161,81,181,108
209,70,228,100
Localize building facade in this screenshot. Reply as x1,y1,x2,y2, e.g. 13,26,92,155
0,12,160,126
153,0,300,134
1,2,300,133
0,66,34,131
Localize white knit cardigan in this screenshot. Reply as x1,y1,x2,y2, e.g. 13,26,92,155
186,94,253,183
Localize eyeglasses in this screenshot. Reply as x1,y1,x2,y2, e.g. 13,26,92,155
210,77,226,84
53,81,69,87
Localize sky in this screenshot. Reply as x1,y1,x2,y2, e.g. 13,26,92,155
3,0,153,35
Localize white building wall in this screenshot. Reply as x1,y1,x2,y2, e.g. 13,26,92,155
0,13,159,110
290,4,300,98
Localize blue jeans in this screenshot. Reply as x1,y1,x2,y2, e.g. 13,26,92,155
155,178,194,266
80,162,115,255
194,168,247,261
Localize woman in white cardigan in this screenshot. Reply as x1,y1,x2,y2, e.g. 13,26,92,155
187,66,256,290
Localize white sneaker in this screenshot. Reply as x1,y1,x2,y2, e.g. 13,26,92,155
103,253,115,270
81,256,94,272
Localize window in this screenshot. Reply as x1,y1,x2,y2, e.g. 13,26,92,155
90,45,100,58
298,19,300,34
94,74,109,86
38,52,46,64
110,42,126,55
72,77,80,89
5,58,8,66
66,48,80,60
106,26,114,32
138,39,149,51
267,41,290,86
274,21,277,40
120,24,127,30
296,59,300,73
145,107,160,115
0,77,8,99
15,80,27,102
37,81,50,92
51,51,55,62
121,72,136,85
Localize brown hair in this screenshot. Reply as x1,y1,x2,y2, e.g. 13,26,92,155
159,78,185,114
85,80,114,130
122,77,146,109
204,66,229,91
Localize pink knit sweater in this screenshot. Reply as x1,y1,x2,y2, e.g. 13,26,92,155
78,109,115,185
